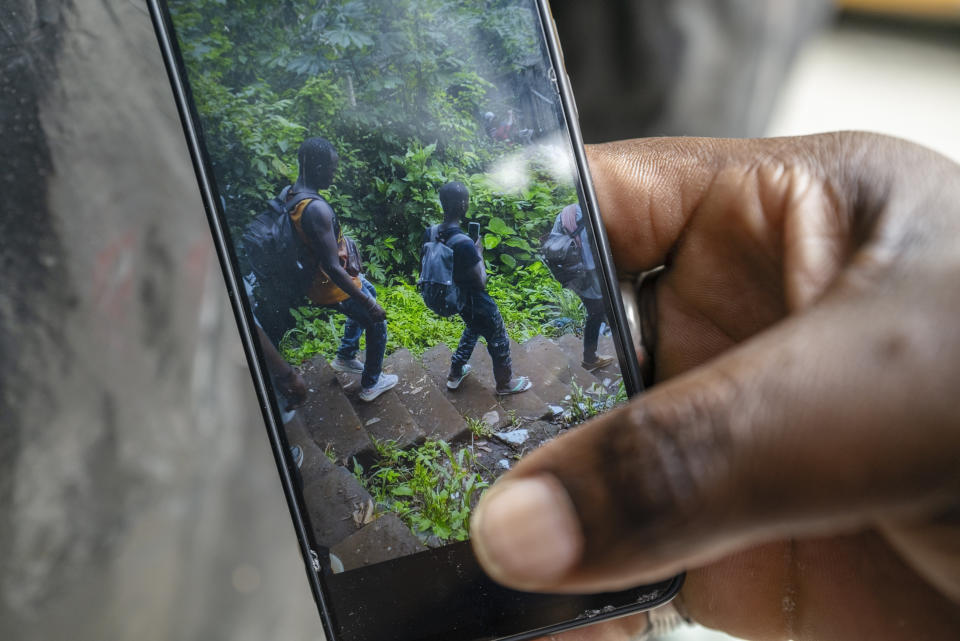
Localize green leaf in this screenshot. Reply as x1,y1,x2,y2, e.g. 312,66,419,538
502,237,532,251
483,234,501,250
500,254,517,269
487,216,514,236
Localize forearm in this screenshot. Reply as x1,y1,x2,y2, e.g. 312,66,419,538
256,325,294,379
469,262,487,290
471,241,488,288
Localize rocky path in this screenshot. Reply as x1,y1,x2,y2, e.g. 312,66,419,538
286,333,621,573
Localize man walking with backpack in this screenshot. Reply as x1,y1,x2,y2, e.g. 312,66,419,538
287,137,397,402
422,181,531,395
546,204,614,371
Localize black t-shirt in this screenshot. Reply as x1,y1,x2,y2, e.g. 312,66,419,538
423,224,482,291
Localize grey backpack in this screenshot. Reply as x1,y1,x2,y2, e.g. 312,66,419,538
542,205,586,286
418,225,463,317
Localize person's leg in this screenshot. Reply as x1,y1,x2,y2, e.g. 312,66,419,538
361,317,387,390
338,307,362,358
258,298,296,349
581,296,615,370
336,278,376,362
337,317,362,361
472,293,517,390
582,296,606,362
451,324,480,377
450,293,481,377
446,323,478,389
336,295,387,390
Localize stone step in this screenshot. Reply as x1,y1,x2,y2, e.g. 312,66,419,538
330,512,427,573
521,335,600,407
468,438,518,479
280,415,376,554
487,418,565,455
299,356,373,466
334,366,422,452
556,333,623,388
468,419,566,489
281,412,339,489
301,464,374,549
385,349,470,444
467,338,552,422
421,344,508,430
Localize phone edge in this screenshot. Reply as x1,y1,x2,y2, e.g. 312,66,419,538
530,0,686,626
145,1,682,638
534,0,647,399
497,573,685,641
144,2,340,640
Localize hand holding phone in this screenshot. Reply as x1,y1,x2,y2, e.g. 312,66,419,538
149,0,680,639
475,133,960,641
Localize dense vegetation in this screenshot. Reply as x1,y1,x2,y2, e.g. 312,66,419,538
354,438,487,543
171,0,585,360
348,380,627,546
281,262,584,362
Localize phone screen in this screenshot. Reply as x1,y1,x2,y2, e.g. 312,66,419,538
151,0,679,639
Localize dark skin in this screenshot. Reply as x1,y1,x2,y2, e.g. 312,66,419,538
471,133,960,640
255,325,306,411
294,151,386,322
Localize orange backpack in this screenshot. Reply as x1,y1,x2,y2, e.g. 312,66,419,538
288,197,362,305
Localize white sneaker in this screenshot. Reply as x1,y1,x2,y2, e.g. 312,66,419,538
446,364,473,390
290,445,304,469
329,552,345,575
359,373,398,402
331,357,365,374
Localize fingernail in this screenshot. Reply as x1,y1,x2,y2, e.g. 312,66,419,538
471,475,584,589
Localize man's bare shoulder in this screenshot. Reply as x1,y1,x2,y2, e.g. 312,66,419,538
299,196,335,231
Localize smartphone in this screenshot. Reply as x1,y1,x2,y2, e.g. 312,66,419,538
148,1,682,640
468,221,482,243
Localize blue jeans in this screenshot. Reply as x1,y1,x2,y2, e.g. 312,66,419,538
331,278,386,389
452,291,512,388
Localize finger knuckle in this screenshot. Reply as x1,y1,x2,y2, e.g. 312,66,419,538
608,378,739,535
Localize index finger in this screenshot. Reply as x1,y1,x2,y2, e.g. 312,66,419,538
586,138,723,277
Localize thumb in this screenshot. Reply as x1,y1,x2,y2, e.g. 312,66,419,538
469,282,960,594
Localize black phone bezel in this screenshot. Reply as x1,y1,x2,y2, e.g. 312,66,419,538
146,1,683,639
468,221,482,242
533,1,646,398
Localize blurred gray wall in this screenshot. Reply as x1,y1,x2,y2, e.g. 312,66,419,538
0,1,829,639
551,0,833,141
0,1,319,639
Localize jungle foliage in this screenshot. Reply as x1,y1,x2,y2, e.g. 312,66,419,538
172,0,586,359
172,0,574,271
354,438,488,544
281,261,585,363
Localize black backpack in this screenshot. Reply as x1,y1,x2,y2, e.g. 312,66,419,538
241,192,313,343
418,225,463,317
541,206,586,286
